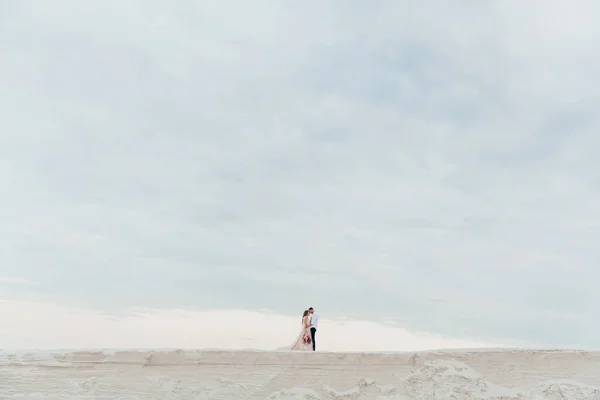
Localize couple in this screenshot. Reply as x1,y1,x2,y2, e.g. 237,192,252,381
289,307,319,351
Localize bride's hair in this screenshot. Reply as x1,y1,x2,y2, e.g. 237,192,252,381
302,310,309,319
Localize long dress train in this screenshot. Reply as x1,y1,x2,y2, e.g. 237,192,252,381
288,315,312,351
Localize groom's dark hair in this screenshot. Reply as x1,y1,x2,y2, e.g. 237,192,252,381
308,307,314,310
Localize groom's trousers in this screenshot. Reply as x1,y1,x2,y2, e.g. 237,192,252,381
310,327,316,351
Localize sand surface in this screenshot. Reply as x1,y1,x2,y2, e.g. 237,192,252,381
1,349,599,399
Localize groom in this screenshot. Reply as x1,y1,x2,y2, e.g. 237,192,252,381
308,307,318,351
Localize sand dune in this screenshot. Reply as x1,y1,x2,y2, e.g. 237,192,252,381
1,348,599,399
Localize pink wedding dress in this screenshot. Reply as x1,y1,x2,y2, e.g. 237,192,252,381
289,316,312,351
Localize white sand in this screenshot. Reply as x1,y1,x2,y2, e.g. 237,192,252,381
1,349,599,399
0,300,505,351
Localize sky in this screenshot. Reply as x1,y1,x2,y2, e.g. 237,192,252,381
1,0,599,351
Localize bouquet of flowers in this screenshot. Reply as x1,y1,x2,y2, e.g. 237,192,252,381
302,334,311,344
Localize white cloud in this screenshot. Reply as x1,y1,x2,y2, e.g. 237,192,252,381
0,1,599,348
0,277,39,286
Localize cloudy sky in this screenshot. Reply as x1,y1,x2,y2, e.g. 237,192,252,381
1,1,599,350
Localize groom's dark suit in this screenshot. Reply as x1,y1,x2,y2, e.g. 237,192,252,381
309,311,319,351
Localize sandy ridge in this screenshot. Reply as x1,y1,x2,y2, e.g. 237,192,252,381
1,349,599,399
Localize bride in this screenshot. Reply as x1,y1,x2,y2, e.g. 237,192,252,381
288,309,312,351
